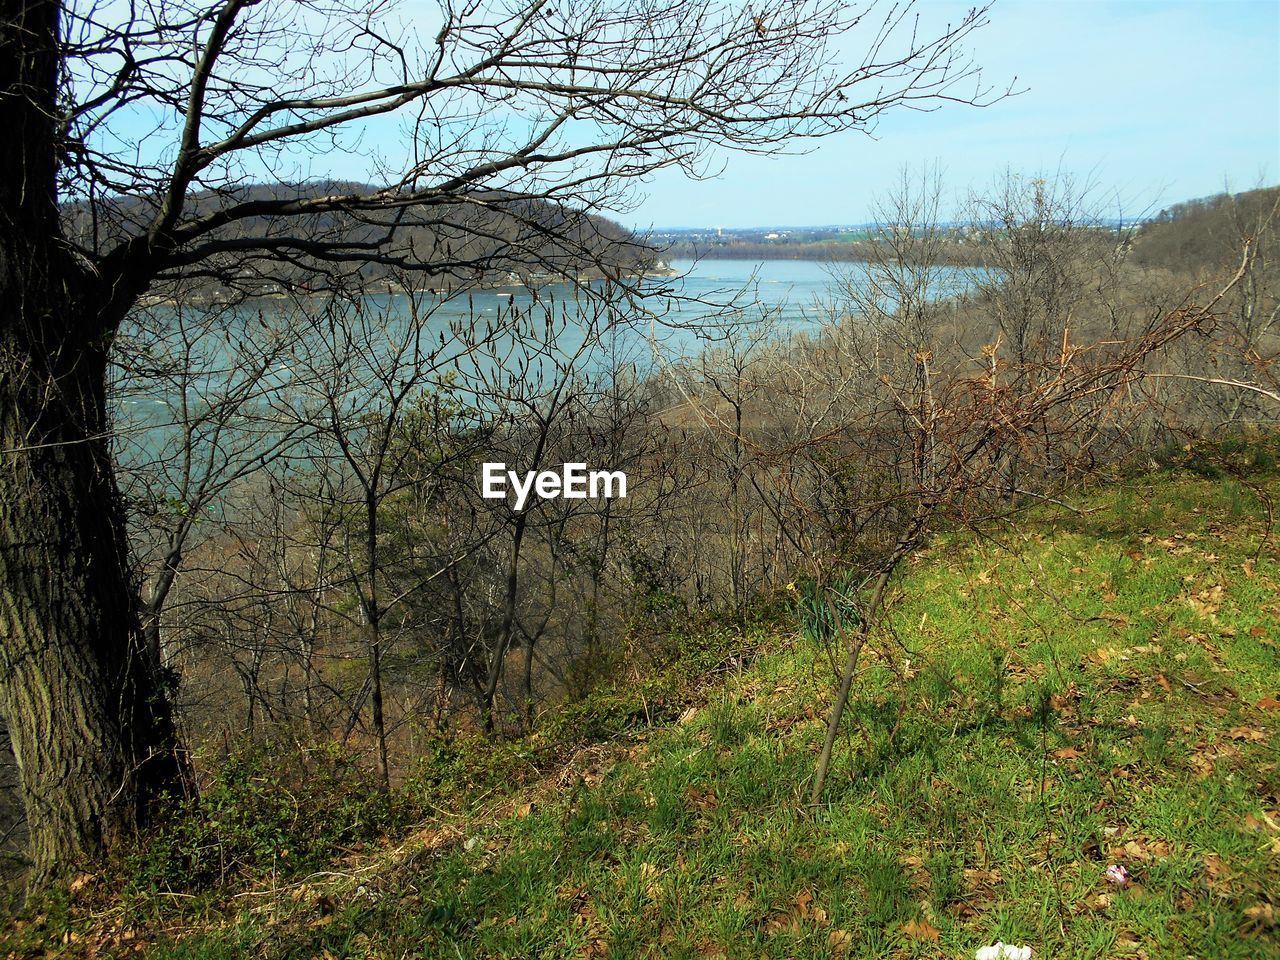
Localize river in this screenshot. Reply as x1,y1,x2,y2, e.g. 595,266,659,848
112,257,984,481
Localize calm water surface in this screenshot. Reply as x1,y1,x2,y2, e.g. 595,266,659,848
113,258,982,477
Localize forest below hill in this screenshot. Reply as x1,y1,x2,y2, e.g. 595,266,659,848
63,183,656,301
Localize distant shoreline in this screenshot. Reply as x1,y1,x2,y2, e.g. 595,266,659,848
137,266,680,309
661,242,986,268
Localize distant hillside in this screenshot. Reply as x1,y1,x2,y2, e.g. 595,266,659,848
656,186,1280,272
63,182,658,297
1130,185,1279,273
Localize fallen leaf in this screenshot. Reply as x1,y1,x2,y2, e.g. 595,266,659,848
67,874,95,896
1227,726,1267,742
1244,903,1276,926
1257,696,1280,711
1203,852,1230,890
828,930,854,954
685,786,718,810
762,912,797,936
1124,839,1149,860
1190,584,1225,619
1052,746,1085,760
901,918,940,942
1115,931,1142,951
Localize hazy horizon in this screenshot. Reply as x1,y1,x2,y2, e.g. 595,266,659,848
619,0,1280,230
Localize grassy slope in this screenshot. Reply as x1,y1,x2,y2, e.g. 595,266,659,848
27,469,1280,959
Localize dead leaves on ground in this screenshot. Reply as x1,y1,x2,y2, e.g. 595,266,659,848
684,785,719,812
758,888,942,950
1106,836,1172,863
1189,583,1226,620
759,889,828,937
1226,725,1268,742
1187,738,1243,779
901,917,941,942
827,928,855,954
1244,902,1278,928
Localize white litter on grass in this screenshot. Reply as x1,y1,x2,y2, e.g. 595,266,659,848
976,943,1032,960
1105,863,1129,885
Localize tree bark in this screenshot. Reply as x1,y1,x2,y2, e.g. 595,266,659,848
0,308,187,886
0,0,185,886
483,512,527,735
810,504,933,804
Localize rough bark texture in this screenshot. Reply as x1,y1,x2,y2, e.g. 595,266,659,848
0,0,185,886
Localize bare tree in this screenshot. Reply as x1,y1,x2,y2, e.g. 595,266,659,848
807,244,1253,803
660,310,781,619
113,297,310,664
1,0,1000,880
1149,188,1280,431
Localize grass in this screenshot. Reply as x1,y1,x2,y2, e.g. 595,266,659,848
6,467,1279,959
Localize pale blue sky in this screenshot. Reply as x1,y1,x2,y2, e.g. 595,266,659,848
630,0,1280,228
89,0,1278,229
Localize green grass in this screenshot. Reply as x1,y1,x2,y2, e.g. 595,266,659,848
10,470,1280,959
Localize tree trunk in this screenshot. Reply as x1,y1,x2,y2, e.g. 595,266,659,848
810,504,933,804
0,324,187,884
483,513,527,734
0,0,185,886
361,494,390,791
368,624,390,791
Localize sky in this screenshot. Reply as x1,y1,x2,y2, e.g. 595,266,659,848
84,0,1278,231
627,0,1280,228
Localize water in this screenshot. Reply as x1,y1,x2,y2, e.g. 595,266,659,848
111,257,984,491
664,257,846,331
